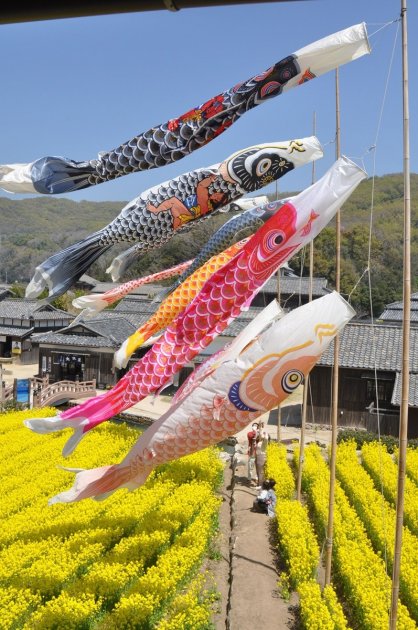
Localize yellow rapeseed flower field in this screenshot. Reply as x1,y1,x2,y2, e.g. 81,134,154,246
0,408,223,629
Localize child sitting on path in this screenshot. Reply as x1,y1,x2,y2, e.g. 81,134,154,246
253,478,277,518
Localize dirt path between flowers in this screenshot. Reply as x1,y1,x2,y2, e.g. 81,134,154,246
209,394,333,630
210,434,299,630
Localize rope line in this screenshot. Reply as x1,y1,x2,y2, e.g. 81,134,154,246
368,18,400,39
298,246,306,307
364,18,400,601
346,18,400,307
335,19,400,598
347,267,369,304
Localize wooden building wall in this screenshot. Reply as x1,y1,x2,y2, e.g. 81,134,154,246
20,340,38,364
251,293,309,309
37,346,117,387
309,365,418,438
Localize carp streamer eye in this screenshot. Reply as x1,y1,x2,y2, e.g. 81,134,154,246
264,230,285,251
256,158,272,177
281,369,304,393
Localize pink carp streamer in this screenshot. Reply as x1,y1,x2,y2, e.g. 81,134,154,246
24,157,366,456
72,259,193,318
49,292,354,504
113,239,249,369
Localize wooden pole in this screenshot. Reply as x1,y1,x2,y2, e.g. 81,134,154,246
297,111,316,501
0,364,4,403
324,69,341,586
0,362,13,407
276,269,282,442
390,1,410,626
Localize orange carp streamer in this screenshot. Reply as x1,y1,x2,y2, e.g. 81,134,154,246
113,238,249,368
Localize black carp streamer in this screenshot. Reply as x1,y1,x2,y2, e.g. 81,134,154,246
0,24,369,195
25,137,322,299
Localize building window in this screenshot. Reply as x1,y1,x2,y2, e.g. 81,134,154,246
58,354,84,381
366,379,394,410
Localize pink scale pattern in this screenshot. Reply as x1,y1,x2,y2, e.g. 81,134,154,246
60,201,298,433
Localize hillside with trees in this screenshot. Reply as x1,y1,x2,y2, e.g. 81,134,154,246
1,173,417,316
292,173,418,316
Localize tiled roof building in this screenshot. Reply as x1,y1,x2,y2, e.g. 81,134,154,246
379,292,418,325
309,321,418,437
0,298,72,363
318,323,418,373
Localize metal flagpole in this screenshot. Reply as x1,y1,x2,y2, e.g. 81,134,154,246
390,0,410,625
324,69,341,586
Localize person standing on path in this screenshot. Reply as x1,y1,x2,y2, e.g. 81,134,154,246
255,422,269,489
247,422,259,484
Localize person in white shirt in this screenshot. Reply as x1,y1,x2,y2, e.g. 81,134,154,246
255,423,269,489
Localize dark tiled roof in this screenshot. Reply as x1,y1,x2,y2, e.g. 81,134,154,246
32,309,147,348
116,298,264,321
34,303,264,349
221,308,265,337
0,299,42,318
114,298,158,314
31,332,117,348
384,292,418,309
261,276,329,297
78,274,99,287
235,306,265,319
90,282,119,294
222,319,250,337
379,309,418,323
0,289,14,301
379,294,418,324
391,372,418,407
0,326,34,338
194,354,210,365
81,318,137,344
317,323,418,372
86,309,150,328
32,309,72,321
120,312,153,327
0,299,71,320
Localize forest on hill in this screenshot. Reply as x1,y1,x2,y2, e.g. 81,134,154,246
0,173,417,316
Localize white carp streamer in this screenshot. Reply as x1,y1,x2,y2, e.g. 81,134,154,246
49,291,354,504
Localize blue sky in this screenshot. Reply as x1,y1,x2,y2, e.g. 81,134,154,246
0,0,416,204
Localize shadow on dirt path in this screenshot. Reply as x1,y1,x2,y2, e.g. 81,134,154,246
212,451,299,630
